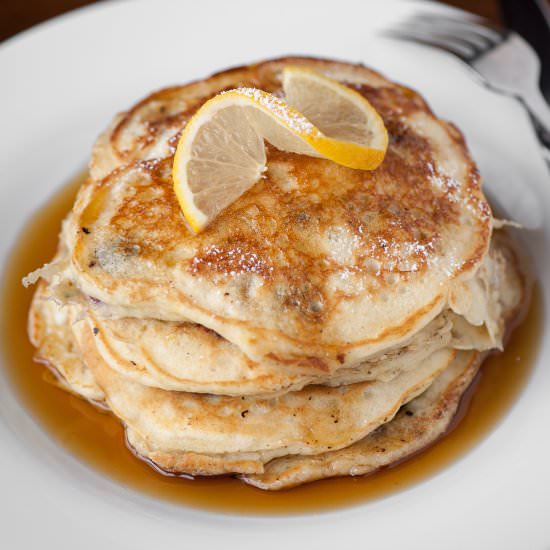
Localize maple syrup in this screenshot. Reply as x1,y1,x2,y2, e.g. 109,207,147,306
0,173,543,515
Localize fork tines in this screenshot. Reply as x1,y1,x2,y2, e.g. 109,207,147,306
385,13,508,62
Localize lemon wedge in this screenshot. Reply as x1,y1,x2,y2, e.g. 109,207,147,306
173,67,388,233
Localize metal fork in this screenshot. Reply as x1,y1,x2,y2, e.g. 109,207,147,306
385,12,550,160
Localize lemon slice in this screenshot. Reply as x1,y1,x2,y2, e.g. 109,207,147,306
173,67,388,233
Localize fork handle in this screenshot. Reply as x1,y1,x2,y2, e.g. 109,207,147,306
521,86,550,149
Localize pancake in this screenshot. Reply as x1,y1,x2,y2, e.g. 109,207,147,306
52,57,492,372
241,350,483,489
125,428,267,476
29,223,453,395
28,280,104,402
86,233,521,395
32,230,517,396
73,318,454,462
84,308,451,395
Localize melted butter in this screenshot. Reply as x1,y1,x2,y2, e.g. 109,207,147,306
0,172,543,515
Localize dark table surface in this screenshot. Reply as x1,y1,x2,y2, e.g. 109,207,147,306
1,0,503,43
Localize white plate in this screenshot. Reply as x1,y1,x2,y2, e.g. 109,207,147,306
0,1,549,548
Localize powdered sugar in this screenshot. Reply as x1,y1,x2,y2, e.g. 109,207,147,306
222,87,318,136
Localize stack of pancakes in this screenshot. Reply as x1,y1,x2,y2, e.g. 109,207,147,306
27,58,525,490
